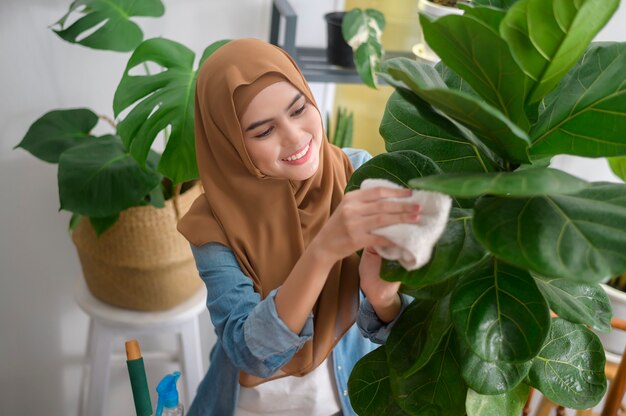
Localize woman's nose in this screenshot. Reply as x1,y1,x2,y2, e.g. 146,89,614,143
282,120,302,144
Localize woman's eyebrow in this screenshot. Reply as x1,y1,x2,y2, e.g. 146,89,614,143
245,93,303,132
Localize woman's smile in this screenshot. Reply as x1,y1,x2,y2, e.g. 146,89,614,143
281,139,312,164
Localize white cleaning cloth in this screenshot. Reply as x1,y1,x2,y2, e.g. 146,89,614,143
361,178,452,271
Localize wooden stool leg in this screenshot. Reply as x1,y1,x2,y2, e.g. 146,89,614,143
179,316,204,407
86,320,114,416
536,396,557,416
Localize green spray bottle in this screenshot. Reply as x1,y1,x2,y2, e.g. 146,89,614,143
155,371,184,416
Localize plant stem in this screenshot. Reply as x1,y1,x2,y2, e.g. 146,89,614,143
99,114,117,131
172,183,182,220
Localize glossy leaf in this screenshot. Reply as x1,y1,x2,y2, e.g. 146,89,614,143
409,167,589,198
15,108,97,163
380,89,499,174
420,9,530,129
534,275,612,333
348,346,408,416
52,0,165,52
609,155,626,181
381,208,488,287
386,295,452,377
400,276,459,301
343,8,385,88
346,149,443,191
114,39,228,183
450,259,550,362
472,0,521,8
473,184,626,283
458,335,532,394
381,58,531,164
392,330,467,416
501,0,619,103
89,214,120,236
58,135,161,217
529,318,607,409
466,383,529,416
530,43,626,159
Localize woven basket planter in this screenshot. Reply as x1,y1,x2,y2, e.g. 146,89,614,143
71,183,203,311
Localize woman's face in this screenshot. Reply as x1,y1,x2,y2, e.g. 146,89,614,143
239,81,323,181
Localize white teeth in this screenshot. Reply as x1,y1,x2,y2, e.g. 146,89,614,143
283,143,310,161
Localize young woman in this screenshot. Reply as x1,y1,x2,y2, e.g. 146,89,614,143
177,38,419,416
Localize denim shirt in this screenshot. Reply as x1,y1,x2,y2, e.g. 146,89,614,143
187,148,412,416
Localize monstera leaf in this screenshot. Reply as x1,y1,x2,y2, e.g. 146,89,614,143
57,135,161,218
52,0,165,51
15,108,97,163
113,38,229,183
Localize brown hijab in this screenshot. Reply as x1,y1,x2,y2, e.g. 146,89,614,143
177,38,360,386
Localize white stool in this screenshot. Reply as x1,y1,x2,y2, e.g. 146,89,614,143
75,279,207,416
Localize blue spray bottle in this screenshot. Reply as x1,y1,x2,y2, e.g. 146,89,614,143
155,371,184,416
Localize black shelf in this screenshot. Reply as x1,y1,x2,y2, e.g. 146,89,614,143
269,0,414,84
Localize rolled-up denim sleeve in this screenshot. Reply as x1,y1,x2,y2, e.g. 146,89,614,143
357,293,413,344
191,242,313,378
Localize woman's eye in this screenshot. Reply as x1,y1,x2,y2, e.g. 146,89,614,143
254,127,273,138
292,103,306,116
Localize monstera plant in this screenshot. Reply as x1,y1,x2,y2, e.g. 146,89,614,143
15,0,226,235
346,0,626,414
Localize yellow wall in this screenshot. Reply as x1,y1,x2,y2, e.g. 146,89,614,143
334,0,421,155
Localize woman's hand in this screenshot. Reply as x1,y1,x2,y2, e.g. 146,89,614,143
359,247,402,323
310,187,421,263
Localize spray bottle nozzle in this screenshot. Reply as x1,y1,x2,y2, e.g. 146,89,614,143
155,371,181,416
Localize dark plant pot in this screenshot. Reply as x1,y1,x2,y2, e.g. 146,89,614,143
324,11,355,68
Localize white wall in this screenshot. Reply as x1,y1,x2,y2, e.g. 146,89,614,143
0,1,624,415
0,1,339,415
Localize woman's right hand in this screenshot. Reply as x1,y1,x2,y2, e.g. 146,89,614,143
311,186,421,263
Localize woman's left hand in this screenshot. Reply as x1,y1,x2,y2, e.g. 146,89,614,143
359,247,402,322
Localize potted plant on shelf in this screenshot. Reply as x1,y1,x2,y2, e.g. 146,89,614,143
15,0,227,311
597,156,626,358
345,0,626,414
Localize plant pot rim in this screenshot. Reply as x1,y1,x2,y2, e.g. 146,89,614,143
601,283,626,301
418,0,464,16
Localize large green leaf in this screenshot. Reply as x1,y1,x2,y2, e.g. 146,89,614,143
58,135,161,217
52,0,164,52
528,318,607,409
609,155,626,181
348,346,408,416
113,39,228,183
501,0,619,104
450,259,550,362
409,167,589,198
343,8,385,88
466,383,529,416
391,330,467,416
458,335,532,394
380,90,499,174
381,58,531,164
420,9,530,129
534,276,612,333
15,108,97,163
381,208,488,287
400,276,459,301
386,295,452,377
346,149,444,191
530,43,626,159
89,214,119,236
473,183,626,283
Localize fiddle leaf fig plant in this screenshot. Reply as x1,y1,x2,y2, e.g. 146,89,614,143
347,0,626,414
15,0,227,235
